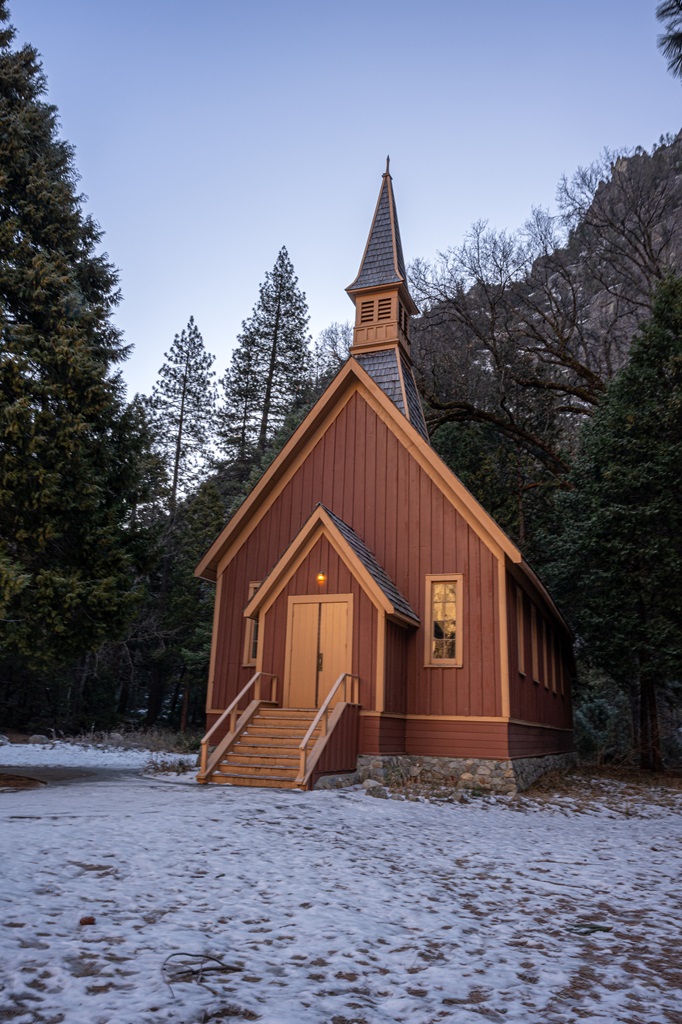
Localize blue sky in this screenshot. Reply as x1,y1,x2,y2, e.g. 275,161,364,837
13,0,681,397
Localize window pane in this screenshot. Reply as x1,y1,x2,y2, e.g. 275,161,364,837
431,581,457,660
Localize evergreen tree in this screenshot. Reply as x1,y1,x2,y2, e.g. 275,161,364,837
151,316,216,509
216,333,262,465
0,3,151,726
313,321,352,390
657,0,682,80
549,277,682,770
164,480,225,730
217,247,311,462
141,319,216,725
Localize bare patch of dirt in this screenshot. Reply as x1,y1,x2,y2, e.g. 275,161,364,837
521,765,682,813
0,773,46,792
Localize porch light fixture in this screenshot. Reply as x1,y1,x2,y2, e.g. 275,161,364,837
316,571,327,584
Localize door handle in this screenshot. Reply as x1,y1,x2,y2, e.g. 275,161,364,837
317,652,323,672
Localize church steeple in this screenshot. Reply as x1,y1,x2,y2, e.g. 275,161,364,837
346,164,429,443
347,159,419,357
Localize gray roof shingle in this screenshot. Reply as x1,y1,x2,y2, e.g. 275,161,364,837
321,505,419,624
355,350,405,413
400,351,430,443
355,349,430,444
348,174,407,291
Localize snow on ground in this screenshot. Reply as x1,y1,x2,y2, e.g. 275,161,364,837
0,744,681,1024
0,740,195,772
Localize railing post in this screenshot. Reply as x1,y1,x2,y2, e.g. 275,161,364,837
271,676,277,702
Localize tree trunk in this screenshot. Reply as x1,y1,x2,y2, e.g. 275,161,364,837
180,679,189,733
146,659,166,726
639,667,664,771
170,362,189,512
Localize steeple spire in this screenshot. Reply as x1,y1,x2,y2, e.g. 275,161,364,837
346,162,415,301
346,166,429,443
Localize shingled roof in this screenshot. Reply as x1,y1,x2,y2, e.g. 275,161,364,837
321,505,419,624
347,163,408,293
355,349,430,443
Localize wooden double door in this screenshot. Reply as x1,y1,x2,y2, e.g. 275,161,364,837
285,596,351,708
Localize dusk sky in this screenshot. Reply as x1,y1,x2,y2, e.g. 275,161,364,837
14,1,681,398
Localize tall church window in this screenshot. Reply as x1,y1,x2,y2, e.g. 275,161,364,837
425,575,463,667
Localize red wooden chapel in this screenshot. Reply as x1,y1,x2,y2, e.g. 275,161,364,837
196,166,574,791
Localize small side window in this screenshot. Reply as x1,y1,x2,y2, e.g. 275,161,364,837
243,581,261,666
531,605,540,683
516,586,526,676
424,575,463,667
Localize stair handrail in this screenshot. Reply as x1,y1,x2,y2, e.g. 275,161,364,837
298,672,359,783
198,671,277,778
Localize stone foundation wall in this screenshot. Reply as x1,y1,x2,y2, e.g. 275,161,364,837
314,751,577,794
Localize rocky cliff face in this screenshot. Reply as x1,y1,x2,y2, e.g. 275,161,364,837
410,131,682,467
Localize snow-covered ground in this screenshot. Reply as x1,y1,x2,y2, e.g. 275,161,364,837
0,743,681,1024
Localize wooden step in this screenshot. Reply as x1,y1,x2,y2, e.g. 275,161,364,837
202,706,324,789
244,727,320,740
227,747,299,762
218,765,296,778
248,715,318,728
237,745,301,761
221,751,299,766
256,712,317,720
215,761,298,777
209,773,300,789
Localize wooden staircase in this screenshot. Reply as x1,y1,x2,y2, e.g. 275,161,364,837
205,708,321,789
197,671,360,790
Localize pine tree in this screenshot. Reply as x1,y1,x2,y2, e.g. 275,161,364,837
0,3,151,725
151,316,216,509
217,247,311,462
313,321,351,391
549,276,682,770
216,332,263,465
657,0,682,80
165,480,226,731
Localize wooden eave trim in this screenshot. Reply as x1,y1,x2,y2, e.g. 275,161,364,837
506,556,572,637
196,356,524,581
351,364,520,564
242,507,409,624
387,610,419,628
195,362,358,581
347,281,418,317
349,338,410,357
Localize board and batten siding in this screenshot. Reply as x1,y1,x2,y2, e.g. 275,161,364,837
208,390,504,726
384,620,408,715
506,572,573,734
